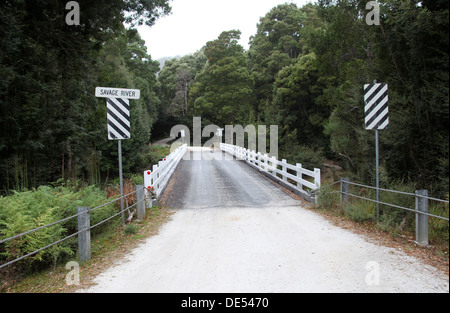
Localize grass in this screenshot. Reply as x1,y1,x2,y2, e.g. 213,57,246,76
1,205,174,293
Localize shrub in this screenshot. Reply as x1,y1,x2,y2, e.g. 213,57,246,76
377,181,417,233
124,224,138,235
316,184,340,211
428,199,449,245
0,185,116,271
139,145,171,171
130,174,144,186
282,144,324,170
344,201,376,223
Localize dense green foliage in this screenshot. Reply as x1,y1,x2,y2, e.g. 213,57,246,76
193,30,255,126
0,1,448,192
0,0,171,192
0,145,170,274
0,184,117,271
0,0,173,273
158,1,448,196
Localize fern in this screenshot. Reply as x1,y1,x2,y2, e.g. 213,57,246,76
0,184,117,271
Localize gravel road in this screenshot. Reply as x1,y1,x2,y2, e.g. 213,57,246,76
81,149,449,293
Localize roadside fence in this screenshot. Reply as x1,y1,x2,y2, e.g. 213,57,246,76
0,185,153,269
313,178,449,245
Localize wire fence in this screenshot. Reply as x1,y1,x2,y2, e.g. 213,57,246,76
0,186,149,271
314,179,449,221
313,178,449,245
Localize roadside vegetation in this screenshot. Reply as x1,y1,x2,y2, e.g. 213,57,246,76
315,176,449,273
1,203,173,293
0,145,171,292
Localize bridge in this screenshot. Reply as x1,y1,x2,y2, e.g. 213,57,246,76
144,143,321,208
82,143,448,293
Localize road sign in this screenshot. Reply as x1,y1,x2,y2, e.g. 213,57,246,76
364,83,389,130
95,87,140,100
95,86,140,225
364,81,388,220
107,98,131,140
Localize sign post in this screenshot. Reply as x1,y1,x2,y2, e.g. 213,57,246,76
117,139,124,224
375,129,380,219
364,81,389,219
96,87,140,224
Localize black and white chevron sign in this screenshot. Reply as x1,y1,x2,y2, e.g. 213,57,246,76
364,83,389,130
106,98,131,140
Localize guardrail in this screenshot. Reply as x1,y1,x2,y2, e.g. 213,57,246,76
314,178,449,245
220,143,321,202
144,143,187,201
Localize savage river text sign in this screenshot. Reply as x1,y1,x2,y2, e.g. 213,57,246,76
95,87,141,100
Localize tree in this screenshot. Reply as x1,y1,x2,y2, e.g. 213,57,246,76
0,0,171,191
95,27,161,179
306,0,376,180
248,3,308,115
169,69,194,118
191,31,254,125
374,0,449,193
272,53,329,149
155,51,207,136
310,0,448,194
122,0,172,26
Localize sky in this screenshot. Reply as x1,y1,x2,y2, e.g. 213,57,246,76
138,0,315,60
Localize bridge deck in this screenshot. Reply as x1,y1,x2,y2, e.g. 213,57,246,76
160,148,301,209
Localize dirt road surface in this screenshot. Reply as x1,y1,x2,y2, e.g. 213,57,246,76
81,149,449,293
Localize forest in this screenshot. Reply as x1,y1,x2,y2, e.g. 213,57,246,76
1,0,449,198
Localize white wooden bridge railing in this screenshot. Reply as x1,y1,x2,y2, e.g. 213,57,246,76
220,143,321,202
144,143,188,201
142,142,320,203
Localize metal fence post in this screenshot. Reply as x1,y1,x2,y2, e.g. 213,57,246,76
136,185,146,221
415,190,429,246
77,206,91,263
340,178,350,208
